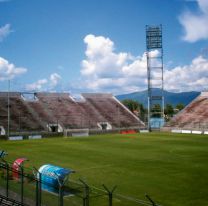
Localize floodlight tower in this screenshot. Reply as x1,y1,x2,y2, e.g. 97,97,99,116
146,25,164,130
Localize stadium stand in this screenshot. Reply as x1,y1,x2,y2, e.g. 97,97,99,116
0,92,44,132
82,93,144,128
165,92,208,130
0,92,145,134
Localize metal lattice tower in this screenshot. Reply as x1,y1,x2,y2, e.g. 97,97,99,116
146,25,164,130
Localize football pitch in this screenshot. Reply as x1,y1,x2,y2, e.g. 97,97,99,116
1,132,208,206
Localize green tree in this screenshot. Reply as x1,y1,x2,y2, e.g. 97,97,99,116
139,103,147,122
122,99,139,112
121,99,147,121
151,104,161,117
165,104,174,117
175,103,184,111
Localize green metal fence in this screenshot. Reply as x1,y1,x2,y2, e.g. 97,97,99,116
0,153,161,206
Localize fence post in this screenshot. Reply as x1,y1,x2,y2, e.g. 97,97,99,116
1,160,9,197
6,162,9,198
35,174,39,206
20,164,24,204
0,151,9,197
33,167,42,206
59,185,63,206
38,169,42,206
145,194,156,206
79,179,90,206
102,184,117,206
54,171,69,206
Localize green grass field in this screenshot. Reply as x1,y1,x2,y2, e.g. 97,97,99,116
1,132,208,206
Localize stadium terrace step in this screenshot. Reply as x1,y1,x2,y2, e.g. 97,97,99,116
0,92,144,133
167,92,208,130
0,194,28,206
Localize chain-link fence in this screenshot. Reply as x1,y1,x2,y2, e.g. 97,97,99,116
0,156,161,206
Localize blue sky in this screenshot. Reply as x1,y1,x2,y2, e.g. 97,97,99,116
0,0,208,94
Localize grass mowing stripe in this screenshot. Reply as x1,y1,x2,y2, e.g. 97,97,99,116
0,132,208,206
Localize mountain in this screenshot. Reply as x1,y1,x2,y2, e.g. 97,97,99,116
116,89,200,107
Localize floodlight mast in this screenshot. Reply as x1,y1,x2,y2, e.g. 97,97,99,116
146,25,164,131
7,79,10,138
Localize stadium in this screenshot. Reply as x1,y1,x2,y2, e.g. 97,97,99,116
1,79,208,206
0,1,208,206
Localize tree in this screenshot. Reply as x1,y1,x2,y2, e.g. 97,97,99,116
164,104,174,117
151,104,161,118
121,99,147,121
139,103,147,122
121,99,139,113
175,103,184,111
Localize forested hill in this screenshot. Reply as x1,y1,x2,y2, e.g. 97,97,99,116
116,89,200,107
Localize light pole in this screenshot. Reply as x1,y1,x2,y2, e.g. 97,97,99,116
7,80,10,138
116,105,120,132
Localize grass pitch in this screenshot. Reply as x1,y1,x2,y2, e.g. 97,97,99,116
1,132,208,206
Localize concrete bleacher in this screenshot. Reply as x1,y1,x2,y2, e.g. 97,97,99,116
0,92,144,134
82,93,144,128
166,92,208,131
36,93,88,129
0,93,44,132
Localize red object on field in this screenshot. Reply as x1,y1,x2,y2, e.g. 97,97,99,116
120,130,136,134
12,158,27,180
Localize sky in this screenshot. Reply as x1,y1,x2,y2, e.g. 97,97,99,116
0,0,208,95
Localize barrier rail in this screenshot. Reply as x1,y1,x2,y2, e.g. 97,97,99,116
0,153,161,206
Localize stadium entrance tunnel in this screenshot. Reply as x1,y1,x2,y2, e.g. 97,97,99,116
0,126,5,135
97,122,112,130
21,92,38,101
47,123,63,132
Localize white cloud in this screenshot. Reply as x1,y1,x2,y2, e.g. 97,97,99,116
164,55,208,92
0,57,27,81
50,73,62,88
80,34,148,94
179,0,208,42
26,79,48,91
26,73,62,91
81,34,127,78
0,24,12,42
80,34,208,94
